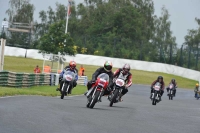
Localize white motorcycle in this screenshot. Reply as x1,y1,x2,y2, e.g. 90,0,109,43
151,82,161,105
109,77,126,107
60,70,75,99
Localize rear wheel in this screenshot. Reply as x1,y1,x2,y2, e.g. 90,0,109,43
110,89,119,107
89,91,100,109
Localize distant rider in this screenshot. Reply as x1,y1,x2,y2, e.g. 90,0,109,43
166,79,177,97
194,83,199,98
150,76,165,101
56,61,78,94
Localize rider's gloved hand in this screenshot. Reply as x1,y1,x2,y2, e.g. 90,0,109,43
107,87,112,91
59,77,62,83
91,78,96,83
125,85,128,89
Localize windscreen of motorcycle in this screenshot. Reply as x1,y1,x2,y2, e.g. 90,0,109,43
154,82,161,91
97,73,109,82
97,73,109,87
63,71,75,81
169,83,174,89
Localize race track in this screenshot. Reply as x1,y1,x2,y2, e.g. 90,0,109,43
0,85,199,133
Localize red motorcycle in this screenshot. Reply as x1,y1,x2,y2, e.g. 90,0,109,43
86,73,109,109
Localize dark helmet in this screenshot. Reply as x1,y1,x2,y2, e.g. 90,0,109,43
122,64,130,74
171,79,175,83
104,61,113,72
157,76,163,81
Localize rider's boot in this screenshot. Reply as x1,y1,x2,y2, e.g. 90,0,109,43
119,93,124,102
150,93,152,99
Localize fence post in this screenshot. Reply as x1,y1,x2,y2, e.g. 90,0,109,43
50,73,55,86
169,43,172,64
195,45,199,70
55,74,60,85
140,41,143,60
179,45,183,67
188,46,191,68
0,39,6,71
159,44,162,62
84,76,88,86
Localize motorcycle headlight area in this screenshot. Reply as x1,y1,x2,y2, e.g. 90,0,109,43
98,79,107,87
154,86,160,91
115,79,125,86
63,75,73,81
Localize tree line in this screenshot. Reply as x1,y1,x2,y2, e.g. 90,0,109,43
1,0,200,70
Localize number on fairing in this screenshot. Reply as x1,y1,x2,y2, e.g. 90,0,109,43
115,79,125,87
169,84,174,89
154,85,160,91
98,78,106,87
66,75,73,81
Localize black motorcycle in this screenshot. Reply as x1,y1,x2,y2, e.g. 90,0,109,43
151,82,161,105
168,83,174,100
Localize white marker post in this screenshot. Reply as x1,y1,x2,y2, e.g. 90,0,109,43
0,39,6,71
61,0,72,71
0,21,8,71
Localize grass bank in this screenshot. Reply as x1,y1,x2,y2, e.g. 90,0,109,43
0,85,87,97
2,56,197,90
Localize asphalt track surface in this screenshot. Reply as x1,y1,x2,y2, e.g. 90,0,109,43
0,85,200,133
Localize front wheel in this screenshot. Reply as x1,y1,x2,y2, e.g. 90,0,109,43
86,96,92,108
61,84,69,99
152,92,157,105
89,91,101,109
110,89,119,107
152,99,156,105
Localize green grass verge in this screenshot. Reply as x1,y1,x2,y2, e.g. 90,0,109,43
0,85,87,97
2,56,198,90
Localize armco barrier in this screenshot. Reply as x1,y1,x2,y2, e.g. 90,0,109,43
0,71,88,87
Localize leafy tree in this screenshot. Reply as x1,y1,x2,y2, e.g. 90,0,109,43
152,6,177,63
33,0,178,65
39,20,75,56
183,18,200,69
